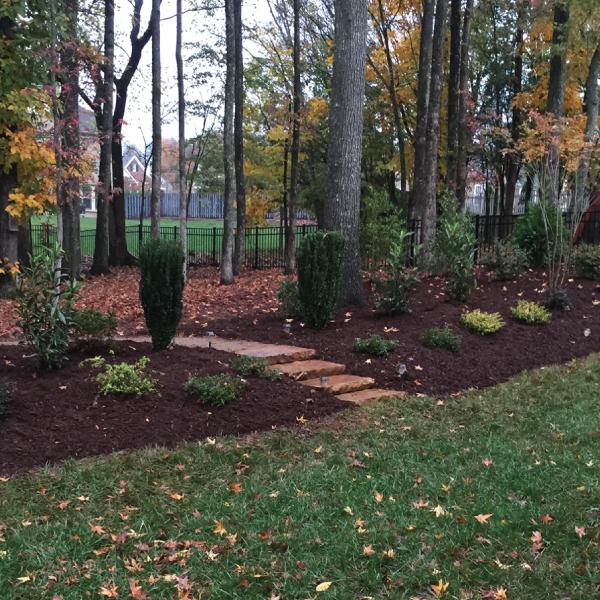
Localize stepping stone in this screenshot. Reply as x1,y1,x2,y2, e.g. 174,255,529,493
301,374,375,394
275,359,346,381
336,388,405,406
234,343,317,365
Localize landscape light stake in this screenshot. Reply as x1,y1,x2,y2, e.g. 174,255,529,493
320,375,328,388
397,363,407,378
207,331,215,348
283,322,291,334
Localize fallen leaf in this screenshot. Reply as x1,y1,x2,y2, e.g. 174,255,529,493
363,544,375,556
474,513,493,524
229,482,243,494
213,520,227,536
316,581,332,592
431,579,449,597
575,526,586,538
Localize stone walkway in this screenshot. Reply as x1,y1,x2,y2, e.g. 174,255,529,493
0,335,405,406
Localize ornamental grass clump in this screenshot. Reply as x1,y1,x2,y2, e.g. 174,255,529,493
461,309,505,335
354,335,398,357
231,356,281,380
511,300,551,325
421,326,461,352
184,374,246,406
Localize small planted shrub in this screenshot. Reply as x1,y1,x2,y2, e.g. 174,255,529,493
15,243,80,369
479,240,527,280
232,355,281,380
277,279,301,319
374,230,420,315
354,335,398,357
421,326,461,352
139,238,185,351
461,309,505,335
511,300,551,325
572,244,600,281
297,231,345,329
184,374,246,406
0,384,12,419
72,308,117,346
87,356,157,396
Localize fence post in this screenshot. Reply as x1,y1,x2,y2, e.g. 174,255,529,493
212,227,217,265
254,226,259,269
474,215,480,263
173,225,178,241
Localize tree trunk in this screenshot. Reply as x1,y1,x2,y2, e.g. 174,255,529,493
410,0,435,220
0,167,18,298
221,0,237,284
446,0,461,192
233,0,246,275
285,0,302,274
176,0,187,279
324,0,369,306
91,0,114,276
150,0,162,238
17,222,31,268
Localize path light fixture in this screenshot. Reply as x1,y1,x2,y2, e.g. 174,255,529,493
397,363,407,378
320,375,328,388
283,322,291,334
207,331,215,349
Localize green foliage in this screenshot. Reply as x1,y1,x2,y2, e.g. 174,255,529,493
184,374,246,406
421,326,461,352
71,309,117,345
139,238,185,351
87,356,157,397
572,244,600,281
297,231,345,329
511,300,552,325
461,309,506,335
373,229,420,315
0,384,12,419
354,335,398,357
277,280,301,319
543,286,572,311
231,356,281,380
513,203,568,267
433,199,476,301
15,243,80,369
479,240,528,280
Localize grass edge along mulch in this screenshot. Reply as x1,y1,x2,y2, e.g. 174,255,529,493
0,355,599,599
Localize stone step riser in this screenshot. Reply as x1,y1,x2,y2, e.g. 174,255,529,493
336,389,405,406
275,360,346,381
300,374,375,395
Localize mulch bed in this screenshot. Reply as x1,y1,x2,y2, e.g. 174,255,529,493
194,270,600,396
0,342,349,475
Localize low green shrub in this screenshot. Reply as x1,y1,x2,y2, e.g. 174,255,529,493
86,356,157,396
184,374,246,406
479,240,527,280
461,309,505,335
71,309,117,345
0,384,12,419
572,244,600,281
421,326,461,352
231,355,281,380
277,280,301,319
297,231,345,329
354,335,398,357
511,300,551,325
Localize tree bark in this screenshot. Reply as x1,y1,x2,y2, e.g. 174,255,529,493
324,0,368,305
446,0,461,192
176,0,187,279
285,0,301,274
150,0,162,238
233,0,246,275
0,167,18,298
221,0,237,284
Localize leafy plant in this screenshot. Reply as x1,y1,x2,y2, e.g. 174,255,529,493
511,300,551,325
572,244,600,281
479,240,527,280
433,199,476,301
277,280,301,319
421,326,461,352
354,335,398,357
15,243,80,369
184,374,246,406
297,231,345,329
71,309,117,346
231,355,281,380
0,384,12,419
461,309,505,335
139,238,185,351
86,356,157,397
513,202,568,268
373,229,420,315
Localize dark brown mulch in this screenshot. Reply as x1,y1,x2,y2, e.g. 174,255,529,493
194,270,600,397
0,343,349,475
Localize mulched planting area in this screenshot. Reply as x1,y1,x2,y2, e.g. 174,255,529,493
200,270,600,396
0,342,349,475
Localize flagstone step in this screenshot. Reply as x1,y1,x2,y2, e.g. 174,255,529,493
275,359,346,381
300,374,375,395
336,388,405,406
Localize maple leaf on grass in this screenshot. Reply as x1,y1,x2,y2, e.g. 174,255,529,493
474,513,493,524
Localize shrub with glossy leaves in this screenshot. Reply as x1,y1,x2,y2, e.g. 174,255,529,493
479,240,527,280
461,309,505,335
184,374,246,406
511,300,551,325
72,309,117,346
572,244,600,281
277,279,301,319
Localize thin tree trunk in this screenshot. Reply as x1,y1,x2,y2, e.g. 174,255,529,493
0,167,18,298
176,0,187,279
221,0,237,284
324,0,369,305
150,0,162,238
446,0,461,192
285,0,301,274
233,0,246,275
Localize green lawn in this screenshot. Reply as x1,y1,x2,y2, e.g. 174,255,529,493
1,357,599,598
32,214,223,231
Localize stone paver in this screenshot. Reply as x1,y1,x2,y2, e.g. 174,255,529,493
336,388,405,406
275,359,346,380
300,374,375,394
234,343,316,365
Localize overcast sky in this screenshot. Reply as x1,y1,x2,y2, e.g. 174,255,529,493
116,0,272,149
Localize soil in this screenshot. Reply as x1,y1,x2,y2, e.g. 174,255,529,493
0,343,349,475
194,270,600,396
